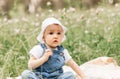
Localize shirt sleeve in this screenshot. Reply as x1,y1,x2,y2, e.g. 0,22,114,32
29,45,44,59
63,49,72,63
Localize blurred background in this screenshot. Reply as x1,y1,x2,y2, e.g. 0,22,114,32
0,0,120,19
0,0,120,78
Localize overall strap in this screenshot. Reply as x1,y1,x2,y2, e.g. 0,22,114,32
40,43,47,49
40,43,65,59
37,43,47,78
57,45,64,53
37,43,65,78
40,43,47,55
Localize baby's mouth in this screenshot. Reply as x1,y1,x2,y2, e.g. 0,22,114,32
53,40,58,43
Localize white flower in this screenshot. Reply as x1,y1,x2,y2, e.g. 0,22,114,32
47,1,52,6
69,7,76,12
21,17,28,22
85,30,89,34
14,28,20,35
35,22,40,27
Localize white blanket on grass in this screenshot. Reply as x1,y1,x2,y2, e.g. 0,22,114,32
63,56,120,79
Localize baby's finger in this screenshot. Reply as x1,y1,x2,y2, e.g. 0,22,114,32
46,49,51,53
45,49,52,56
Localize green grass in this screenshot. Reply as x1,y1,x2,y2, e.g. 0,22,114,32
0,5,120,78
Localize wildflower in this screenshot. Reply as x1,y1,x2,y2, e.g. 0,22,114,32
48,9,53,12
95,9,100,15
85,30,89,34
107,27,111,31
95,7,104,15
21,17,28,22
18,56,26,60
98,19,104,24
35,22,40,27
47,1,52,6
111,13,115,17
115,3,119,7
108,0,114,4
13,18,19,23
86,19,91,26
80,14,84,19
7,19,13,23
14,28,20,35
3,17,8,22
69,7,76,12
107,38,112,43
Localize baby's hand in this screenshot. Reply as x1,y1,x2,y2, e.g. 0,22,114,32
44,49,53,61
45,49,53,56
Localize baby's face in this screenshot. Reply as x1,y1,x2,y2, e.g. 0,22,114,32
43,24,64,48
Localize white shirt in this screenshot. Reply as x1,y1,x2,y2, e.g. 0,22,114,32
29,45,72,63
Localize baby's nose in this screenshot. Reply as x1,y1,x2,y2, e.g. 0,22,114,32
54,34,58,38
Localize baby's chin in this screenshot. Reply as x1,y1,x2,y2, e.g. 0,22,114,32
46,44,56,48
50,45,58,48
49,44,60,48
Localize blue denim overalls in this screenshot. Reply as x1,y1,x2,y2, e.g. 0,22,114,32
34,43,65,79
21,43,75,79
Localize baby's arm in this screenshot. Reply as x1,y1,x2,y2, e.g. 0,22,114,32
28,49,52,69
66,59,86,79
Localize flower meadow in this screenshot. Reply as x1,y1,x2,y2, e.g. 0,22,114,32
0,5,120,78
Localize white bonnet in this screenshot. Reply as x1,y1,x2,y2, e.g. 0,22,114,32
37,17,67,43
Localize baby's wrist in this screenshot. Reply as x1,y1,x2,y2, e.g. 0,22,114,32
42,55,48,62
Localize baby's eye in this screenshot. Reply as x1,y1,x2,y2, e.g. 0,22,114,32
49,32,53,35
57,32,61,35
